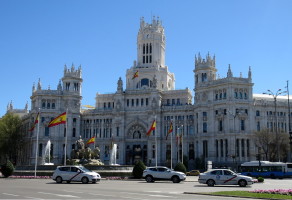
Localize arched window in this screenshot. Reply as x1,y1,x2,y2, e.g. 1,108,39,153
141,78,149,87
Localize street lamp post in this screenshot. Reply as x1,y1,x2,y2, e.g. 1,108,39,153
229,109,243,171
285,81,292,162
263,89,285,161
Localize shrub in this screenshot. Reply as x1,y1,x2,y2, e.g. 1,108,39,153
132,160,146,179
257,177,264,182
1,160,15,178
174,162,187,173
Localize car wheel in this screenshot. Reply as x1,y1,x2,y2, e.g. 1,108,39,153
92,180,96,184
81,177,89,184
238,179,247,187
172,176,180,183
207,179,215,187
56,176,63,184
145,176,154,183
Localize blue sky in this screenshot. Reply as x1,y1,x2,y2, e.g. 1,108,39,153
1,0,292,116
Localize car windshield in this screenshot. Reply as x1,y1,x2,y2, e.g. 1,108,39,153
79,166,91,172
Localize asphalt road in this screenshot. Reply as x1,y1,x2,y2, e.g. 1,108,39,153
0,176,291,199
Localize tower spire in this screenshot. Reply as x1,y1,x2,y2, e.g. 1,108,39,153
227,64,233,78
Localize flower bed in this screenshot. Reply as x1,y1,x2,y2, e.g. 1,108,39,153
250,189,292,196
9,175,52,179
105,176,129,180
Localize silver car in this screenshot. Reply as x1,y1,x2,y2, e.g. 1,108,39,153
142,166,186,183
52,165,101,184
198,169,253,187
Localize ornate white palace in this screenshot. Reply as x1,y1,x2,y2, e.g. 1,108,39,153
6,17,291,168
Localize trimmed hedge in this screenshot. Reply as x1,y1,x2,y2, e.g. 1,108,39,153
1,160,15,178
174,162,186,173
132,160,146,178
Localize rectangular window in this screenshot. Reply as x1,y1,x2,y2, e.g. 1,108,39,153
116,127,119,137
146,98,148,106
216,140,218,157
220,140,223,157
131,99,134,106
203,140,208,157
39,143,43,157
225,139,228,157
141,98,144,106
45,127,49,136
203,122,207,133
72,128,76,137
241,120,245,131
219,120,223,131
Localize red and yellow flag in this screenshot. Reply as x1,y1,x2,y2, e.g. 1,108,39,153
87,136,95,145
146,120,156,136
132,71,139,79
29,112,39,132
48,112,66,127
166,121,173,140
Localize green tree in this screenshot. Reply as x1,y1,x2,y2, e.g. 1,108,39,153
0,113,24,165
132,160,146,178
1,160,15,178
174,162,186,173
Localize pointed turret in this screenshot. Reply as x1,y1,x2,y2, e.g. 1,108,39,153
227,64,233,78
57,80,62,90
248,66,252,81
37,78,42,90
117,77,123,93
32,82,36,93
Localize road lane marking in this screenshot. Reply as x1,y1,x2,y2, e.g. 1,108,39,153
2,193,19,197
149,194,172,198
89,193,149,200
63,190,84,194
38,191,79,198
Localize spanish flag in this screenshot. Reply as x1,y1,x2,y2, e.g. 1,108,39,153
166,121,173,140
48,112,66,127
29,112,39,132
132,71,139,79
146,120,156,136
87,136,95,145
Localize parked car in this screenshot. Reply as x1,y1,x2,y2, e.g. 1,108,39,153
52,165,101,184
198,169,253,187
142,166,186,183
186,170,200,176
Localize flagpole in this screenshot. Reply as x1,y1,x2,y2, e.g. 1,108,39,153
34,109,40,178
64,108,68,166
181,125,184,164
170,125,173,169
155,116,157,167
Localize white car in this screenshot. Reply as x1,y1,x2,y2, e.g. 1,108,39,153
142,166,186,183
198,169,253,187
52,165,101,184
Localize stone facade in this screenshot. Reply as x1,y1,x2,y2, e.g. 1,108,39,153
8,17,291,168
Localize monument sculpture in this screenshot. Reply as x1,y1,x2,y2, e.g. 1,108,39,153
70,136,103,165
